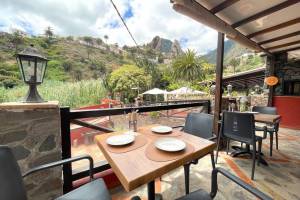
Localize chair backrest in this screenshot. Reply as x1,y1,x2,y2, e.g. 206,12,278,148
183,112,214,139
0,146,27,200
252,106,277,115
221,111,255,143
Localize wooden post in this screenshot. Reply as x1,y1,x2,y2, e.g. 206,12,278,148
214,32,224,135
267,56,275,106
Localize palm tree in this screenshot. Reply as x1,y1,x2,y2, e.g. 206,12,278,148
104,35,109,44
229,58,240,74
45,26,53,39
172,49,204,82
83,36,93,59
9,30,23,53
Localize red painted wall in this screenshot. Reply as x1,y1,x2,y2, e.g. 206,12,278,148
273,96,300,130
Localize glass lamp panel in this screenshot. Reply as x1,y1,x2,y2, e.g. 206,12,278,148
20,57,36,82
17,58,25,82
36,60,46,83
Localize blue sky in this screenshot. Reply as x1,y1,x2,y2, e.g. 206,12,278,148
0,0,218,54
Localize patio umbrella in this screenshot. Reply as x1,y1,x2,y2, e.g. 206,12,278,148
142,88,168,95
169,87,206,95
142,88,169,102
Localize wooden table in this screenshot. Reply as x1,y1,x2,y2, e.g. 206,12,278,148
254,113,281,124
95,125,216,200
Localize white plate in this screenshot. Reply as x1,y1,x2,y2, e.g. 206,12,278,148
106,134,135,146
151,126,173,134
155,138,186,152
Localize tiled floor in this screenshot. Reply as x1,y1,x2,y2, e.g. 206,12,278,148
110,127,300,200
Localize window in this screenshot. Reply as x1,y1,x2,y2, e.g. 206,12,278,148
284,80,300,96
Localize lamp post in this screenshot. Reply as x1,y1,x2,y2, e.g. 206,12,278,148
254,84,260,94
210,84,216,95
16,44,48,103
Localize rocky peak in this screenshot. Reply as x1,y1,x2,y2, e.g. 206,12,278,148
148,36,182,56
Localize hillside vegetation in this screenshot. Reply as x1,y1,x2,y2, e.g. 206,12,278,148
202,39,265,76
0,30,265,107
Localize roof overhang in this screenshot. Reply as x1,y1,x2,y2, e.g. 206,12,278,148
199,67,266,89
171,0,300,56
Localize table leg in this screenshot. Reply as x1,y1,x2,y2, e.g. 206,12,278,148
147,180,163,200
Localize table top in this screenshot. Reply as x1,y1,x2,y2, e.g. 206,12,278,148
254,113,281,124
95,125,216,192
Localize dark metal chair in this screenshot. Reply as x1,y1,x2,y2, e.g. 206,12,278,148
0,145,111,200
253,106,280,156
176,167,273,200
180,113,216,194
216,111,263,180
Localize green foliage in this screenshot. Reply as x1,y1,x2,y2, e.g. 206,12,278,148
172,49,205,82
229,58,240,74
44,26,54,45
0,63,21,88
135,57,163,88
149,111,160,118
45,60,68,81
66,36,74,41
0,80,107,108
8,30,24,53
108,64,151,101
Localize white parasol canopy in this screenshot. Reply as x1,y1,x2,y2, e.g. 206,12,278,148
169,87,206,95
142,88,169,95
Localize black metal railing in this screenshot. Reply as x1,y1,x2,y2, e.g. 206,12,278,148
60,100,210,193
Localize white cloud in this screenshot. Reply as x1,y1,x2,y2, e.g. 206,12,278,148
0,0,218,54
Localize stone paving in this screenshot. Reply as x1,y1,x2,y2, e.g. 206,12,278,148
110,127,300,200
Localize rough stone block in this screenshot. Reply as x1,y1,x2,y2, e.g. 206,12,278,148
11,145,31,160
0,102,62,200
39,135,56,152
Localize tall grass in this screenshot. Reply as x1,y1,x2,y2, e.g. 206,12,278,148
0,80,107,108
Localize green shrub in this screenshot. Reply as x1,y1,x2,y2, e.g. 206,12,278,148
149,111,160,119
0,79,107,108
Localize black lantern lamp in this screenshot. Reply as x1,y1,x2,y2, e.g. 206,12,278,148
16,44,48,103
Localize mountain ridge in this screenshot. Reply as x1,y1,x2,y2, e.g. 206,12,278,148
202,40,251,64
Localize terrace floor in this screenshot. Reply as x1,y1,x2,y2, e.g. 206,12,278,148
109,127,300,200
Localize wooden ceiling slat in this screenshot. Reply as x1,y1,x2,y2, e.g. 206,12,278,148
267,40,300,50
258,31,300,45
231,0,300,28
247,17,300,38
210,0,240,14
273,45,300,53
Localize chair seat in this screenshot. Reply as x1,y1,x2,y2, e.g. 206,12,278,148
176,189,212,200
226,134,262,144
56,179,111,200
255,126,275,132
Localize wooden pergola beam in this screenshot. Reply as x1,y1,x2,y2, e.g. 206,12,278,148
248,17,300,38
213,32,224,135
232,0,299,28
172,0,271,55
267,40,300,50
210,0,240,14
258,30,300,45
273,45,300,53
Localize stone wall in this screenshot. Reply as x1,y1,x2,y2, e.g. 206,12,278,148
0,102,62,200
274,61,300,95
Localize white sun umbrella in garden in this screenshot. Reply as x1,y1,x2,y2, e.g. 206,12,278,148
142,88,169,102
169,87,207,99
